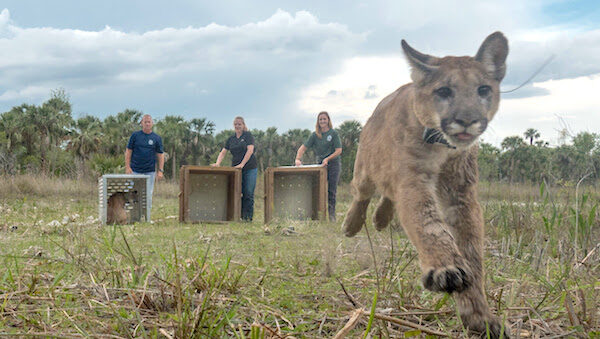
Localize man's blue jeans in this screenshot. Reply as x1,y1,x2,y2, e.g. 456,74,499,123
133,171,156,216
241,168,258,221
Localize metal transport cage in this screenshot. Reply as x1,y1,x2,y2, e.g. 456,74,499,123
98,174,151,225
264,166,327,223
179,165,242,223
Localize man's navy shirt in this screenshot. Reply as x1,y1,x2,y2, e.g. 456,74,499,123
127,130,164,173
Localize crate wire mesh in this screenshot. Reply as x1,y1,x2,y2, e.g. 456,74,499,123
98,174,151,224
273,173,318,219
188,173,229,221
179,166,242,223
264,166,327,223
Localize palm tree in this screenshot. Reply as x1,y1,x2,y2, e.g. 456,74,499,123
524,128,540,146
69,115,103,159
281,128,311,165
0,108,27,174
336,120,362,182
501,136,527,183
13,104,41,157
250,128,266,171
263,127,279,169
0,108,24,152
501,136,526,151
155,115,190,179
189,118,215,165
36,90,73,172
103,109,143,156
336,120,362,150
212,129,234,165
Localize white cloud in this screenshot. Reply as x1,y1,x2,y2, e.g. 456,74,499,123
1,2,599,136
0,9,364,105
505,29,600,86
490,73,600,146
0,8,9,26
299,56,410,121
0,85,51,101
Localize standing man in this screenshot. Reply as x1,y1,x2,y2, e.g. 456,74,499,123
125,114,164,215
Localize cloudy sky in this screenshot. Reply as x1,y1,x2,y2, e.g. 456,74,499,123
1,0,599,146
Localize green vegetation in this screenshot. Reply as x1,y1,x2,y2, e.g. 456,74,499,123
1,91,600,187
0,177,598,337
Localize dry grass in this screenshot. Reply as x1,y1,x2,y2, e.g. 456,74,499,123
0,174,97,198
0,176,599,338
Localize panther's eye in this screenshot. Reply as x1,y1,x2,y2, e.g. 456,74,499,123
478,85,492,97
434,87,452,99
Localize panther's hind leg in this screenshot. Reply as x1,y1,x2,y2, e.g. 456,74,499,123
373,196,394,231
342,176,375,237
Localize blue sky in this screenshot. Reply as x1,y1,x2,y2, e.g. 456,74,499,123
1,1,599,146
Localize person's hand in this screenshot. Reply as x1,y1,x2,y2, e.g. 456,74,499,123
157,171,164,180
295,159,302,166
322,158,329,166
125,167,133,174
210,163,219,167
234,163,244,169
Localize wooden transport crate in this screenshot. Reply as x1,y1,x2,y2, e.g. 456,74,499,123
264,165,328,223
98,174,151,225
179,165,242,223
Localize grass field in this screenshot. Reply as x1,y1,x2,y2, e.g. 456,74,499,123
0,175,599,338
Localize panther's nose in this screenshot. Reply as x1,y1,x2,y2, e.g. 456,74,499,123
454,118,480,127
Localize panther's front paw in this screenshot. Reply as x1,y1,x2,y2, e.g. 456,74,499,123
481,318,510,339
422,265,470,293
463,313,510,339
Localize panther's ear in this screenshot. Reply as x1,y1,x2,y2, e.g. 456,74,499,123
475,31,509,82
402,39,440,83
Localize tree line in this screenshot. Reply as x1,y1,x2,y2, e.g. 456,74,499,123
479,128,600,184
0,91,598,185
